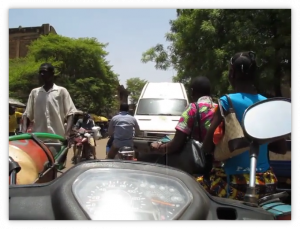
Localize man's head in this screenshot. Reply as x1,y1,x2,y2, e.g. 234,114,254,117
190,76,211,101
39,63,55,85
83,112,90,121
9,104,15,115
228,51,257,88
120,103,129,112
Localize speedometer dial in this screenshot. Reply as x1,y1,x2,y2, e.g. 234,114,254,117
138,182,186,220
86,180,143,212
85,179,158,220
72,169,193,220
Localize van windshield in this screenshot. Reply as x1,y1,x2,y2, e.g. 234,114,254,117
136,99,188,116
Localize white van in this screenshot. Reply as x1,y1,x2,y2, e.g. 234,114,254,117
134,82,189,138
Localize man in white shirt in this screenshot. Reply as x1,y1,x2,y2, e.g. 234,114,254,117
24,63,77,154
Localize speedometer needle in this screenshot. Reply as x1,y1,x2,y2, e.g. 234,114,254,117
151,199,175,207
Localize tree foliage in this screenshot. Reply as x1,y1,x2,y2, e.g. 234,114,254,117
9,34,120,115
126,77,148,105
141,9,291,97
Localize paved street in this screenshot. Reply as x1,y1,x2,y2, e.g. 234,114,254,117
62,138,109,172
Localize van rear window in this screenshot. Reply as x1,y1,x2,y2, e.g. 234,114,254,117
136,99,187,116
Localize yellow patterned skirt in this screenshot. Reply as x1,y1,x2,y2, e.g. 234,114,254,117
196,168,278,201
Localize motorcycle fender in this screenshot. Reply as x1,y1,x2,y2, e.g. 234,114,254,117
82,138,88,143
76,143,82,146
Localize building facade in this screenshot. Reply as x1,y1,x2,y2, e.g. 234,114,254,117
9,24,57,59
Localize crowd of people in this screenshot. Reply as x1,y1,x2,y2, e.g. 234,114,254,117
150,51,287,200
9,50,288,201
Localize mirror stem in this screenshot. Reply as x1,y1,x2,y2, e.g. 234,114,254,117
10,170,17,185
244,141,259,206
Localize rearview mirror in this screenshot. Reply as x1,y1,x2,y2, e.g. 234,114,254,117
242,98,291,144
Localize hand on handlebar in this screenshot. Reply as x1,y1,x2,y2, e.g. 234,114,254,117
151,141,165,153
65,131,78,148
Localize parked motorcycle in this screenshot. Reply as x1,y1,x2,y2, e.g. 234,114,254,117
9,97,291,220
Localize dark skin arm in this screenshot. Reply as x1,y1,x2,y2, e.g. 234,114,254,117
26,117,31,129
65,115,74,138
152,130,188,154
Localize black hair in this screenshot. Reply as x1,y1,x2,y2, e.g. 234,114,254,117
39,63,55,74
9,104,15,110
9,104,15,115
190,76,211,96
230,51,257,81
120,103,129,112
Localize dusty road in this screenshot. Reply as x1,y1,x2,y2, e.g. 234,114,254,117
62,138,109,172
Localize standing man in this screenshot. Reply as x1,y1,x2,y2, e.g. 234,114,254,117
24,63,77,155
107,103,140,159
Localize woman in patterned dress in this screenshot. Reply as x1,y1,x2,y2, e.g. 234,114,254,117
198,51,287,200
151,76,217,164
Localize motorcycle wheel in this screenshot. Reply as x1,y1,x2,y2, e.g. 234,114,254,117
74,147,82,165
85,154,91,160
82,146,91,160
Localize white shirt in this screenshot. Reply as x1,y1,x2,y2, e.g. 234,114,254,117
24,84,77,137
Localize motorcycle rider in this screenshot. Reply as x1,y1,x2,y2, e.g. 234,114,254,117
106,103,140,159
23,63,77,156
75,112,97,159
199,51,287,200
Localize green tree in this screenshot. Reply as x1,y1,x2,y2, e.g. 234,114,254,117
9,57,45,100
9,33,120,114
126,77,148,104
141,9,291,97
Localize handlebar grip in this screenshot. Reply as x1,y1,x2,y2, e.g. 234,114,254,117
62,139,69,146
64,134,78,147
9,156,21,176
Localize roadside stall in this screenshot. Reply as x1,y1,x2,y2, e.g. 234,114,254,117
93,116,100,125
90,114,99,123
9,98,26,109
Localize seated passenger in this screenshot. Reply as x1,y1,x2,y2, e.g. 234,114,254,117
198,51,287,200
151,76,217,158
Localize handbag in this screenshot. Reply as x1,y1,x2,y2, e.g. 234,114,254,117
214,94,250,161
166,102,208,175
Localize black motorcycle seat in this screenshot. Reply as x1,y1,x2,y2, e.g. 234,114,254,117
119,146,134,152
